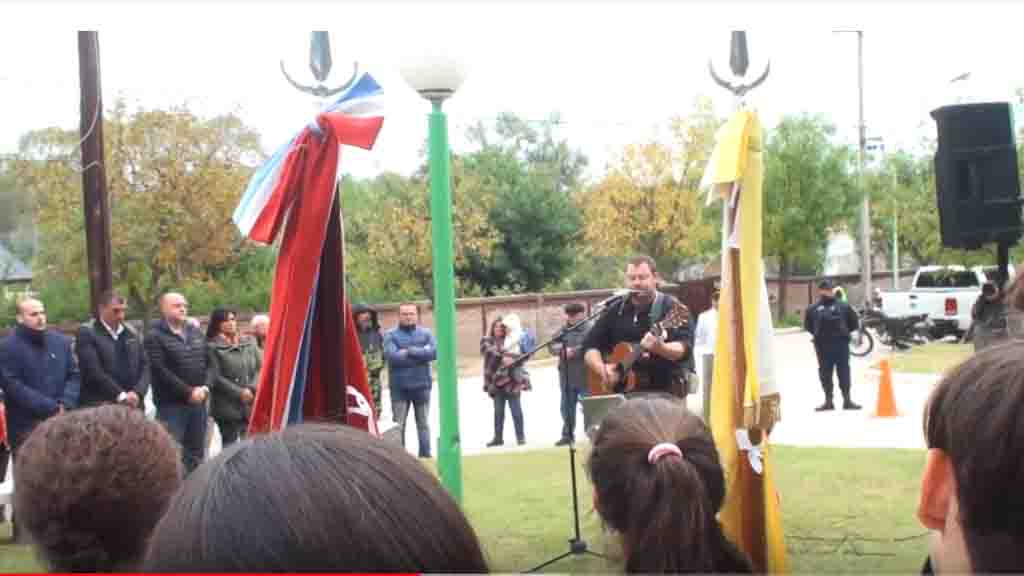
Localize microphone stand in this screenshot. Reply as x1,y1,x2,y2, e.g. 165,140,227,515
503,303,615,573
499,298,623,378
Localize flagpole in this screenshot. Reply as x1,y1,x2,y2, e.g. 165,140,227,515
710,31,771,573
726,179,768,573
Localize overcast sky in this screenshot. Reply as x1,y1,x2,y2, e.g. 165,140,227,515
3,2,1023,181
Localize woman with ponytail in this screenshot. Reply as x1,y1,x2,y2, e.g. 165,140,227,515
587,394,752,573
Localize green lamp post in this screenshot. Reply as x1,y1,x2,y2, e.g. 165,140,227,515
400,54,467,504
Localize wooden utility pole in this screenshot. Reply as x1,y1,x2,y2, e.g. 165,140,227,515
77,31,113,317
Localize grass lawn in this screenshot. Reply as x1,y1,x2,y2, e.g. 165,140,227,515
0,445,927,574
882,341,972,375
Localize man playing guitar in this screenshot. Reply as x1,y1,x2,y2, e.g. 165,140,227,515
583,255,691,396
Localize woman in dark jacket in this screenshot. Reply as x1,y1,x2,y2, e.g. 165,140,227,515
480,315,530,447
205,309,261,446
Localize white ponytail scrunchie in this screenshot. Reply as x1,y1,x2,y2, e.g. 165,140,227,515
647,442,683,465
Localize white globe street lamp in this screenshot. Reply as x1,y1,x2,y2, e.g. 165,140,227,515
400,53,466,504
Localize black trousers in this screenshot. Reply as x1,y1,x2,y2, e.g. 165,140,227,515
815,340,851,400
217,419,247,448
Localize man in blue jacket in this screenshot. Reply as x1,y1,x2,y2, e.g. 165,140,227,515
0,297,80,449
383,303,436,458
0,297,79,542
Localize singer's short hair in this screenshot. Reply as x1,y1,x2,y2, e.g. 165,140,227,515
626,255,657,274
564,302,585,316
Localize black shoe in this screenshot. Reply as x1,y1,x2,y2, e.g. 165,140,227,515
555,437,572,447
517,438,526,446
486,439,503,447
843,400,862,410
815,401,835,412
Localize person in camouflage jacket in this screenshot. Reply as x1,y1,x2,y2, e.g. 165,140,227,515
353,304,384,420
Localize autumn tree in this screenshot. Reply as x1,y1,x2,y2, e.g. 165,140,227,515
763,113,858,318
13,99,265,321
357,161,499,300
580,97,720,277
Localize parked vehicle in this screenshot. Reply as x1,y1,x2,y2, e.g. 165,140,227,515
851,305,933,355
879,265,1014,340
848,325,874,357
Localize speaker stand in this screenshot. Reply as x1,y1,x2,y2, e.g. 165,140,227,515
998,241,1011,288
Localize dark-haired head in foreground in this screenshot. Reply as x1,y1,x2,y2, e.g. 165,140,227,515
587,394,752,573
918,340,1024,573
143,423,489,573
14,404,182,572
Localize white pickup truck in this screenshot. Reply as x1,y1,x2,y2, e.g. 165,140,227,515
879,265,1014,338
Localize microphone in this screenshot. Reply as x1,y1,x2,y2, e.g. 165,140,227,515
595,289,642,308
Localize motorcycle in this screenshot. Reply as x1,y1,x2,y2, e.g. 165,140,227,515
850,306,933,356
849,306,880,357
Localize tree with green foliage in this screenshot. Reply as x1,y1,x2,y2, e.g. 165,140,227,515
459,112,587,294
355,163,499,301
763,113,858,318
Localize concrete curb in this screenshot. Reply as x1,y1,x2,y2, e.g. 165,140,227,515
774,326,803,336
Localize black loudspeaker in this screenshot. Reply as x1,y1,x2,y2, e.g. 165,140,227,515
931,102,1023,249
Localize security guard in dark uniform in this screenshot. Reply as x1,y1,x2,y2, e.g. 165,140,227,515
804,279,862,411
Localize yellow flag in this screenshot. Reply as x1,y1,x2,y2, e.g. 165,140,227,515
707,109,787,573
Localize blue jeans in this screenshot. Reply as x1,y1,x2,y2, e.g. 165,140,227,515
560,380,587,441
158,402,208,474
493,392,525,443
393,397,431,458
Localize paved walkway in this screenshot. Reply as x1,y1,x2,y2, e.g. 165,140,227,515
374,331,940,458
196,331,942,459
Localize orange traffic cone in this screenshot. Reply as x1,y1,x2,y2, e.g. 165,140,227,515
874,358,899,418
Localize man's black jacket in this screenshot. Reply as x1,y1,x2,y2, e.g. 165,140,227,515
76,319,148,407
145,320,207,406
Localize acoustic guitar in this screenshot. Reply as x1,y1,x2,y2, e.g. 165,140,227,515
587,301,690,396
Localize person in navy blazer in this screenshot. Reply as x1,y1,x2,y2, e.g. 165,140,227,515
0,297,80,450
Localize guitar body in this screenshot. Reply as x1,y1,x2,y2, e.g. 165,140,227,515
587,342,641,396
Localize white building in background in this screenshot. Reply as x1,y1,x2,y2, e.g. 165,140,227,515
824,231,861,276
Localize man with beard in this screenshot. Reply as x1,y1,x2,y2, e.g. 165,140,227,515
583,255,691,397
0,297,80,541
804,279,861,411
0,298,80,447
